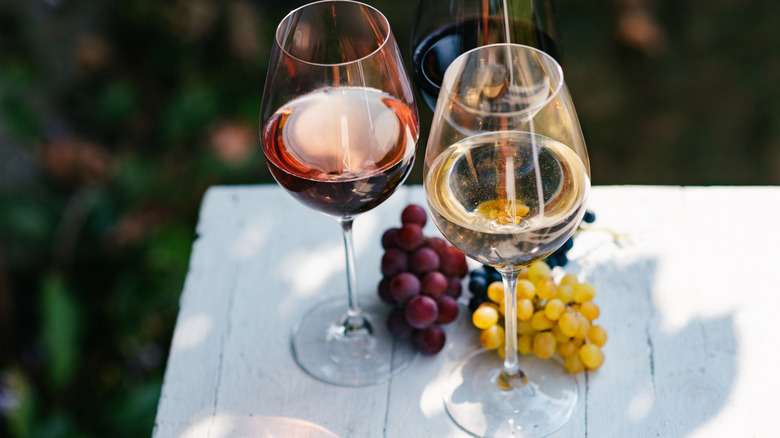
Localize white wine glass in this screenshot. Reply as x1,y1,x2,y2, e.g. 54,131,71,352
259,0,420,386
423,43,590,436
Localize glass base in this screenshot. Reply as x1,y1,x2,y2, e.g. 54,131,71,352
291,296,415,386
444,349,578,437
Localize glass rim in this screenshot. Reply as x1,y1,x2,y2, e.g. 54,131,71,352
274,0,391,68
443,43,565,118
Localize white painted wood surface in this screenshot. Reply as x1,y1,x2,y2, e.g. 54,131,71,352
153,185,780,437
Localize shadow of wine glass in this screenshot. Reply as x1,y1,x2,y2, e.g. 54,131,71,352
577,255,737,437
443,254,737,437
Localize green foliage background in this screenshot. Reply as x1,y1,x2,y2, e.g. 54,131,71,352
1,0,778,436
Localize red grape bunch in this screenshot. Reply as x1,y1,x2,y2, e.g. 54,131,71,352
378,204,468,355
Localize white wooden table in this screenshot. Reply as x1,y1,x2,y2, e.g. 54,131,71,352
153,185,780,437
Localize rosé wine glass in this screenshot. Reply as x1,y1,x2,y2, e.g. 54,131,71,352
260,0,420,386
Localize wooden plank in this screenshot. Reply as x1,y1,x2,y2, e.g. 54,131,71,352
154,187,242,429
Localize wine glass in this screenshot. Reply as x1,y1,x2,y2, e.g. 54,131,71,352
423,43,590,436
259,0,420,386
411,0,562,110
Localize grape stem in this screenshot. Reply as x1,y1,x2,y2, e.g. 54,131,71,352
578,224,629,243
497,265,528,390
339,218,373,337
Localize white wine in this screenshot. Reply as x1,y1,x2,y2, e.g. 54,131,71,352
425,131,590,268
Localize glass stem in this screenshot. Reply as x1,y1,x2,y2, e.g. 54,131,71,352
339,217,372,336
497,266,527,389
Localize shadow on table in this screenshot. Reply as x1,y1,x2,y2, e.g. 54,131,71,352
582,255,737,437
439,256,737,437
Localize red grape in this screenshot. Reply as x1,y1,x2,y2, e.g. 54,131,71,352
394,223,425,252
410,247,440,275
425,237,448,254
413,325,446,355
446,276,463,299
376,204,472,355
389,272,420,305
404,295,438,329
400,204,427,227
377,277,394,303
436,296,459,324
440,246,468,278
420,271,447,299
381,228,400,249
386,307,413,339
381,248,408,277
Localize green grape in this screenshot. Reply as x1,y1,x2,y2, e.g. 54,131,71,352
481,324,504,350
535,278,556,300
588,325,608,347
566,351,586,373
580,301,600,321
560,273,579,288
497,340,507,358
516,279,536,300
558,311,580,337
517,319,536,335
550,323,571,343
558,338,582,358
473,304,499,329
573,282,596,303
517,298,534,321
533,331,556,359
528,261,552,283
518,334,534,355
531,310,555,331
579,344,604,370
555,284,574,303
518,267,530,280
575,314,591,339
487,281,504,303
545,298,565,320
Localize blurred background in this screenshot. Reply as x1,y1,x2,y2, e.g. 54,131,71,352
0,0,778,436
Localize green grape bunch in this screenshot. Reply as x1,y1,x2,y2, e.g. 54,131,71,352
469,261,606,373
